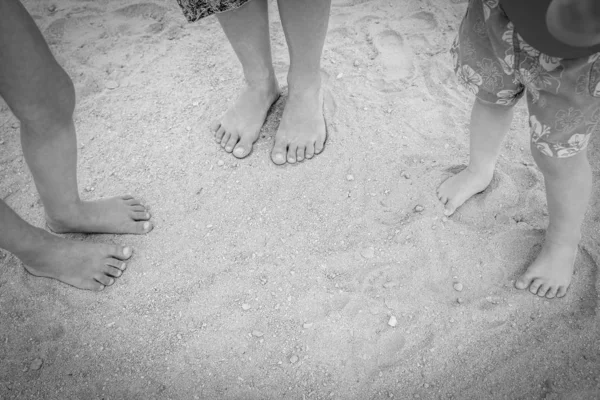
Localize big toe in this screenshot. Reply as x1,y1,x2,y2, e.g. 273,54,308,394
443,200,457,216
515,272,534,290
271,142,288,165
233,137,253,159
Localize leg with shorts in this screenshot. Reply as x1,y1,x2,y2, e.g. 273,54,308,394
176,0,331,164
438,0,600,298
513,48,600,298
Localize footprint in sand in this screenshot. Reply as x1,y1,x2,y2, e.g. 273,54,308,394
113,3,168,20
373,30,414,82
395,11,439,33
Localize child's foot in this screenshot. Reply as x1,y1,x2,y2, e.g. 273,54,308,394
271,85,327,165
437,166,494,216
18,228,132,291
515,240,577,298
46,195,152,235
212,78,281,159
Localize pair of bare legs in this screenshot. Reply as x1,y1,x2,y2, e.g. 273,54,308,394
437,98,591,299
0,0,152,291
211,0,330,164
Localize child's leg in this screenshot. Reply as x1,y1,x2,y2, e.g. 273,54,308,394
0,0,152,235
272,0,331,164
437,98,514,215
0,0,149,290
515,147,591,298
213,0,281,158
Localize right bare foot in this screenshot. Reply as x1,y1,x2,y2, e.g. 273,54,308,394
17,228,132,291
437,166,494,216
212,77,281,159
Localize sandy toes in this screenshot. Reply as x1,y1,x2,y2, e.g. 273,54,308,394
271,86,327,165
212,78,281,159
19,228,132,291
46,195,152,235
437,166,494,216
515,240,577,298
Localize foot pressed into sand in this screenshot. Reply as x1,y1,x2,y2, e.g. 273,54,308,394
46,195,152,235
515,239,577,298
212,78,281,159
271,86,327,165
18,228,132,291
437,166,494,216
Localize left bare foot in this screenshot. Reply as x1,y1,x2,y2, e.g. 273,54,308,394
46,195,153,235
514,239,577,299
271,85,327,165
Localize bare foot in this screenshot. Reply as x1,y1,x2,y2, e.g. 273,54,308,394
515,240,577,299
271,86,327,165
212,78,281,159
437,166,494,216
46,195,152,235
18,228,132,291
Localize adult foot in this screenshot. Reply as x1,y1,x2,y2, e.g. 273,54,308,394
437,166,494,216
18,228,132,291
212,78,281,158
46,195,152,235
515,240,577,298
271,85,327,165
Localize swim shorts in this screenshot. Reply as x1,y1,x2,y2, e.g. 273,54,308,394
176,0,253,22
452,0,600,157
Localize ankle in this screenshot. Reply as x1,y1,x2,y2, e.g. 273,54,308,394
44,199,84,227
465,162,495,177
287,73,322,94
244,72,278,90
545,227,582,247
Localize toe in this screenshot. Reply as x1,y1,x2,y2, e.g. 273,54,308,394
305,141,315,159
271,141,288,165
131,211,151,221
125,198,143,207
287,144,298,164
296,146,305,162
515,272,535,290
130,205,146,212
443,200,457,216
109,245,133,260
138,221,153,234
536,283,550,297
529,278,544,294
107,259,127,271
557,286,568,298
545,286,558,299
315,138,325,155
105,265,123,278
121,195,134,201
225,133,240,153
96,274,115,286
233,137,253,159
211,120,221,132
215,126,226,142
220,131,232,148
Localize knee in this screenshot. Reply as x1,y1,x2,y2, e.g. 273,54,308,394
18,66,75,127
530,141,588,178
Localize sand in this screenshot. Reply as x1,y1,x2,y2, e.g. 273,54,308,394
1,0,599,399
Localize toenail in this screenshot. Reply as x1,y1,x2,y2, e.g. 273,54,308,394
143,222,150,230
109,278,115,285
123,247,132,257
122,262,127,270
145,213,150,219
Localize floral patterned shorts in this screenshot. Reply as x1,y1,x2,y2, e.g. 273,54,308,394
451,0,600,157
176,0,253,22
